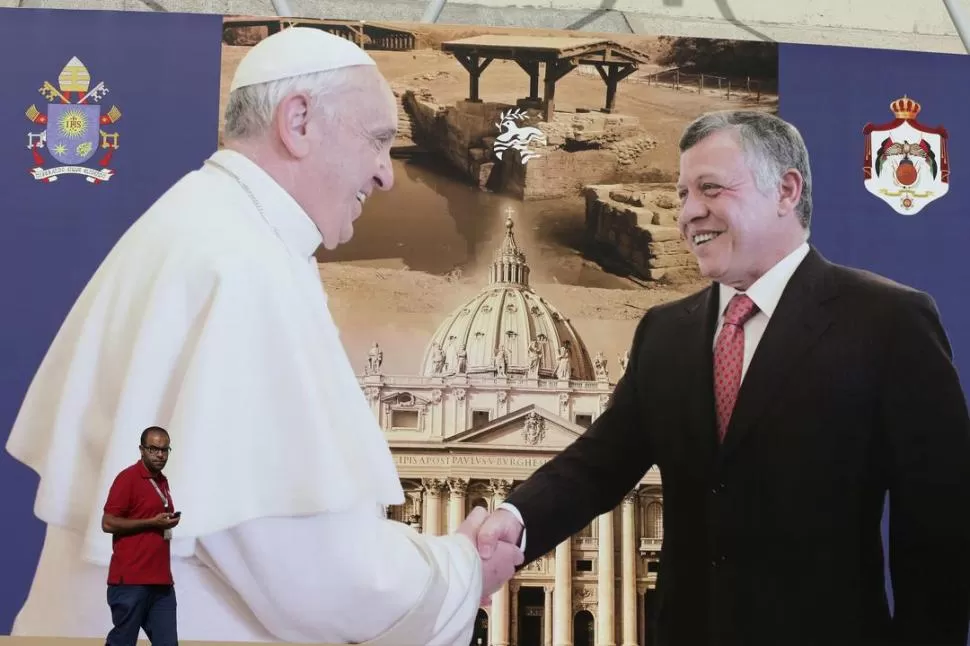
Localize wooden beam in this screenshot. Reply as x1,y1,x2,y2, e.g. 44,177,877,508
593,63,638,113
351,24,364,48
515,59,541,100
453,54,494,102
575,53,645,65
542,60,577,121
547,59,577,84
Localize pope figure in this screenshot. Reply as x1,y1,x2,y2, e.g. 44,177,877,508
5,28,522,645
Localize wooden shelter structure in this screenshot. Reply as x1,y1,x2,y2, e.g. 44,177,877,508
441,35,649,121
223,16,416,51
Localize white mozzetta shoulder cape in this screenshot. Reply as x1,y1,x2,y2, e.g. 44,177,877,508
6,149,407,565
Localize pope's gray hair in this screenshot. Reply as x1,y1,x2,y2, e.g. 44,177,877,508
223,65,370,141
679,110,813,229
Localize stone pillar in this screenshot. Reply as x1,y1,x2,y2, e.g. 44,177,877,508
637,588,647,646
430,389,444,438
407,489,424,533
421,478,445,535
454,387,468,430
597,511,616,646
490,479,514,646
510,582,520,646
553,540,572,646
489,478,513,513
543,585,554,646
447,477,469,533
364,386,381,418
497,390,510,417
621,492,638,646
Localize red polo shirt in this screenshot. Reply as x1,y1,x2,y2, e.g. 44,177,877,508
103,460,174,585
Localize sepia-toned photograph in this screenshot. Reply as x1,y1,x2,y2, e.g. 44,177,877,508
220,17,778,645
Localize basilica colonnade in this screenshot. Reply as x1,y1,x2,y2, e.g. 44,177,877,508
387,477,664,646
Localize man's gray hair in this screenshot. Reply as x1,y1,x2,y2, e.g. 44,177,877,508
223,66,369,141
679,111,813,229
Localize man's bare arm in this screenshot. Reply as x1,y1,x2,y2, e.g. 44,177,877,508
102,512,176,536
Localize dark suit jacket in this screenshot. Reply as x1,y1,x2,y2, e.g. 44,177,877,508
506,247,970,646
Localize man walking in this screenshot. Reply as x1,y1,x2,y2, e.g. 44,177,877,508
101,426,180,646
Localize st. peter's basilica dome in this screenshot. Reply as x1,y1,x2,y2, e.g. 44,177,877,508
419,216,596,381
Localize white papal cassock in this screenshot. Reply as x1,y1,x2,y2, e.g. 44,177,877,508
5,148,482,645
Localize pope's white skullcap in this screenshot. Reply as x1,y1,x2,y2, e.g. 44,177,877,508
230,26,376,92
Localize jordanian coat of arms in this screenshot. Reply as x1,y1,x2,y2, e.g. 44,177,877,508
863,96,948,215
25,56,122,184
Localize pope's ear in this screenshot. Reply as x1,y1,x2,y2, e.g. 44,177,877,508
275,92,313,159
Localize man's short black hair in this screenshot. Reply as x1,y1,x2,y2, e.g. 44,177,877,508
140,426,169,446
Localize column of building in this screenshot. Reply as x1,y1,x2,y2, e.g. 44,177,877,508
510,581,520,646
543,585,554,646
416,480,645,646
553,538,572,646
447,477,469,532
637,587,647,646
621,490,638,645
406,488,424,532
490,478,514,646
597,511,616,646
421,478,446,535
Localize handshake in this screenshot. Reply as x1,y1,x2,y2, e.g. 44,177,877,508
457,506,527,606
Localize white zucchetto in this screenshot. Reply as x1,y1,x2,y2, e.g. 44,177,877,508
229,26,376,92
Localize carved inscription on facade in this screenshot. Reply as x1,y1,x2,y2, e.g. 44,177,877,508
394,454,552,469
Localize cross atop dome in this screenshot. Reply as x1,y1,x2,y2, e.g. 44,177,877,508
490,208,530,288
416,205,595,381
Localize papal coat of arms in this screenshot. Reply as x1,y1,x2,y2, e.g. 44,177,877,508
863,96,949,215
24,56,122,184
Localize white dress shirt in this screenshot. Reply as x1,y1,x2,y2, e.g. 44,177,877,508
500,242,811,553
714,242,810,382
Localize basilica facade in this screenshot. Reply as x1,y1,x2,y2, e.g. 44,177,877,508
357,217,664,646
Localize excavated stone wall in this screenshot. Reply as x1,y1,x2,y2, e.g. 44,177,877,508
402,90,669,200
584,183,700,283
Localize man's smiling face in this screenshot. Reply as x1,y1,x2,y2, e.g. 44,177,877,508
676,128,803,290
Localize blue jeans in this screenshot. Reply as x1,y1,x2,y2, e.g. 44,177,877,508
105,584,178,646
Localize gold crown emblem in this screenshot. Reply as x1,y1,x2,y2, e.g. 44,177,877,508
890,96,921,120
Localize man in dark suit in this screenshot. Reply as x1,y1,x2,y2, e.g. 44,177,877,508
475,110,970,645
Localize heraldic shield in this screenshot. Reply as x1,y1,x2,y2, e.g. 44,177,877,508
46,103,100,165
25,55,122,184
863,96,949,216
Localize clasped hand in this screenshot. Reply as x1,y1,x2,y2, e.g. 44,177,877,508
457,507,526,606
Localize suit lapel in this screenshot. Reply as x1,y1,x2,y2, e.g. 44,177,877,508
679,285,721,453
718,248,840,460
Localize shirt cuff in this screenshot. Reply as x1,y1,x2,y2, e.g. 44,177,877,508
497,501,527,553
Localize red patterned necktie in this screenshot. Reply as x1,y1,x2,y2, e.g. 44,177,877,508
714,293,759,441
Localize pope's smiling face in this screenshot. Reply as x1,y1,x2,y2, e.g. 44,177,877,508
269,66,398,251
307,73,398,250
